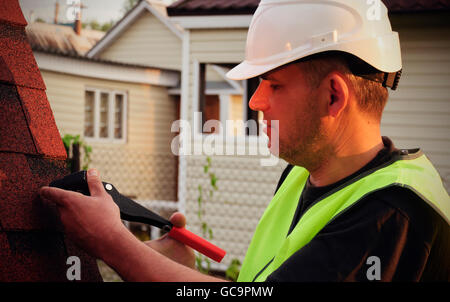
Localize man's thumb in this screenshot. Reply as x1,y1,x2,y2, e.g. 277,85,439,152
86,169,105,196
169,212,186,228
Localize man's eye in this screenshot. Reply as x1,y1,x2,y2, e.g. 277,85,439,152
271,84,281,90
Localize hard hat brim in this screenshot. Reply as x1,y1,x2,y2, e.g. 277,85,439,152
226,60,275,81
226,33,402,81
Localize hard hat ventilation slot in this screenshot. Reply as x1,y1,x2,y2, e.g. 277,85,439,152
311,31,338,48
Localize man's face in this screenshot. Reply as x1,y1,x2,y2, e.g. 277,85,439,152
250,63,327,168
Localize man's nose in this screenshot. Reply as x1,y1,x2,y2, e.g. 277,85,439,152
249,80,271,112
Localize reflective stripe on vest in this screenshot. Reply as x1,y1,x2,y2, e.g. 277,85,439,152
237,151,450,282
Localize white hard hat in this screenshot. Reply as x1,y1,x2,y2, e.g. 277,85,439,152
227,0,402,89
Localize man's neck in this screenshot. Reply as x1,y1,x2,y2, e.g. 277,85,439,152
308,134,384,187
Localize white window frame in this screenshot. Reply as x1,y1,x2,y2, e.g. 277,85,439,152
84,87,127,144
192,60,262,144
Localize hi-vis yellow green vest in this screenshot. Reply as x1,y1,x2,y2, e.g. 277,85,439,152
238,150,450,282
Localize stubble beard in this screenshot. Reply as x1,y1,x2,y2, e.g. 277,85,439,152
278,105,331,172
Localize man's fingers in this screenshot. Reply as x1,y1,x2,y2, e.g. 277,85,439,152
169,212,186,228
86,169,106,197
39,186,80,207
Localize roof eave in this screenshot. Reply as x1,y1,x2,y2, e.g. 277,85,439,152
34,50,180,87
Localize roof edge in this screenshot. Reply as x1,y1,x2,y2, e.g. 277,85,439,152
87,0,183,59
166,0,450,16
34,46,180,73
34,50,180,87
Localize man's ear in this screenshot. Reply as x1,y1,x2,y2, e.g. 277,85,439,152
326,72,350,118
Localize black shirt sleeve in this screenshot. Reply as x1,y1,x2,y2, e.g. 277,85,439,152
266,186,449,282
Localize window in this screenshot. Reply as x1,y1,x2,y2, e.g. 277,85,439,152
196,63,262,137
84,91,95,137
244,76,262,136
84,88,127,142
202,95,220,134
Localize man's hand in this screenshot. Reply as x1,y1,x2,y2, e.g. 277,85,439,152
144,212,196,269
39,169,128,259
39,169,223,282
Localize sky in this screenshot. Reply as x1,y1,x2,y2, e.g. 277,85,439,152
19,0,132,24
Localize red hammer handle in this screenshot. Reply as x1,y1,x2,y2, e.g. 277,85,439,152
168,226,226,263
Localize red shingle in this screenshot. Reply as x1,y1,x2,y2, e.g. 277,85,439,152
0,83,37,154
0,0,27,27
0,153,103,281
17,86,67,159
0,231,68,281
0,0,102,281
0,55,15,85
0,231,103,282
64,239,105,282
0,153,67,231
0,22,45,90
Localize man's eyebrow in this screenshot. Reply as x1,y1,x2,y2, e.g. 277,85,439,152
260,74,276,81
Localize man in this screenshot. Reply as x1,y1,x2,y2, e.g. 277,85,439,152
40,0,449,281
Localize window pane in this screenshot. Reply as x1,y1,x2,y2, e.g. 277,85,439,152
258,110,264,123
99,92,109,138
229,94,244,136
84,91,94,137
203,95,220,134
114,94,123,139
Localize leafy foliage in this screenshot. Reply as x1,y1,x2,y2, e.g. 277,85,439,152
121,0,140,14
195,156,242,280
61,134,92,171
195,156,217,274
225,258,241,281
82,19,115,32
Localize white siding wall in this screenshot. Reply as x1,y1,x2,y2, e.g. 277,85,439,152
188,29,247,117
41,69,179,201
99,10,182,71
382,14,450,191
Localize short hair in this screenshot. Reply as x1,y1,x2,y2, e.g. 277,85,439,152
295,51,389,121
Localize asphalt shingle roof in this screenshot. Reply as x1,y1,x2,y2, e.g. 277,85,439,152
0,0,102,281
167,0,450,16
